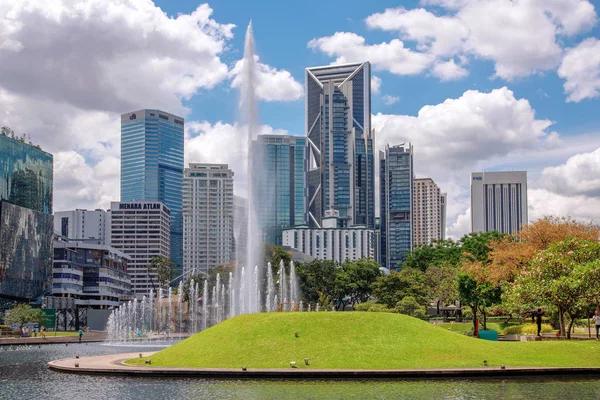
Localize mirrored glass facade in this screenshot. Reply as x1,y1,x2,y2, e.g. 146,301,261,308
121,110,184,277
252,135,307,245
0,201,53,300
0,135,53,214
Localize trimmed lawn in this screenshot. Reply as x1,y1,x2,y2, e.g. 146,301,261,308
126,312,600,370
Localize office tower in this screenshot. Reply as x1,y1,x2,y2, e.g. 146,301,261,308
54,209,111,245
0,134,53,301
414,178,447,246
471,171,528,234
305,62,375,229
53,238,131,308
110,201,171,297
120,109,184,276
182,164,234,278
252,135,307,246
282,210,376,263
380,143,413,271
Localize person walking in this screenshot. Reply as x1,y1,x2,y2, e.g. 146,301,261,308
536,308,544,337
78,328,83,343
41,325,46,339
593,310,600,340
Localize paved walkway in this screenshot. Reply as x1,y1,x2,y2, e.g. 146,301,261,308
48,353,600,379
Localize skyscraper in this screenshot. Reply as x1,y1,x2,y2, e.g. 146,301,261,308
471,171,528,234
120,109,184,277
305,62,375,229
252,135,307,245
182,164,234,278
380,143,413,271
54,209,111,245
414,178,447,246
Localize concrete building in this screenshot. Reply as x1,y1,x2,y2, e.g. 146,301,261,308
183,164,234,278
282,210,376,263
380,143,413,271
252,135,308,246
414,178,447,246
305,62,375,229
0,134,54,302
109,201,170,297
52,238,131,308
471,171,528,234
120,109,184,278
54,209,111,245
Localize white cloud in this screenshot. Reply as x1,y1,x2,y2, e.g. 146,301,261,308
308,32,433,76
185,121,289,198
431,59,469,81
371,76,382,94
382,95,400,105
538,147,600,197
528,188,600,223
558,38,600,102
230,56,303,102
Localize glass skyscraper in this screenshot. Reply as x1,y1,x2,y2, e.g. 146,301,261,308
252,135,307,245
0,134,54,301
380,143,414,271
305,62,375,229
120,109,184,277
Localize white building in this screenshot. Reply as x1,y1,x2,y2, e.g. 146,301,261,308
414,178,447,246
282,210,376,263
109,201,170,297
183,164,234,279
471,171,528,234
54,209,111,245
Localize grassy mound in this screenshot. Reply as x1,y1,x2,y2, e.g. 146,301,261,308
127,312,600,369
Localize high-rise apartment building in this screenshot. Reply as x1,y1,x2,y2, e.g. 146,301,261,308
471,171,528,234
54,209,111,245
120,109,184,277
414,178,447,246
182,164,234,278
0,134,54,301
110,201,170,297
252,135,307,246
305,62,375,229
380,143,413,271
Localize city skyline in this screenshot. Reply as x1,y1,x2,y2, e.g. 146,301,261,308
2,0,600,239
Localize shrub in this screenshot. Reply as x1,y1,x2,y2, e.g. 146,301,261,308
395,296,428,319
354,303,391,312
521,323,553,335
503,325,523,335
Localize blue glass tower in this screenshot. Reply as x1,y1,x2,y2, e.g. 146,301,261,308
305,62,375,229
120,109,184,277
380,143,414,271
252,135,307,246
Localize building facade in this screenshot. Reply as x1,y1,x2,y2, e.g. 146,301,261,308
54,209,111,245
305,62,375,229
380,143,414,271
52,238,131,308
0,135,54,302
471,171,528,234
252,135,307,246
182,164,234,278
414,178,447,246
120,109,184,277
282,211,376,263
109,201,170,297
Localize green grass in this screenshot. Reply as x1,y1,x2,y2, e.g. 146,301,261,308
126,312,600,370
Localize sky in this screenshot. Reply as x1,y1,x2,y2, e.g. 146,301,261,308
1,0,600,239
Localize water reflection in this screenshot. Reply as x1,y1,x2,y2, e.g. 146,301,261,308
1,343,600,400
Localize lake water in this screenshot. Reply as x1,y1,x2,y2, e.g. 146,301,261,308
1,342,600,399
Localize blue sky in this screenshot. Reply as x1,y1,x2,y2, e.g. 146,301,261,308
1,0,600,238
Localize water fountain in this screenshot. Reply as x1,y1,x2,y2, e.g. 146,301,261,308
106,22,301,344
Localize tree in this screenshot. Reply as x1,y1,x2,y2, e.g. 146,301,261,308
457,273,501,331
506,238,600,338
5,304,44,328
371,268,428,308
296,259,337,304
401,239,462,271
333,258,381,310
424,265,458,313
265,244,292,270
146,256,175,289
395,296,428,318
